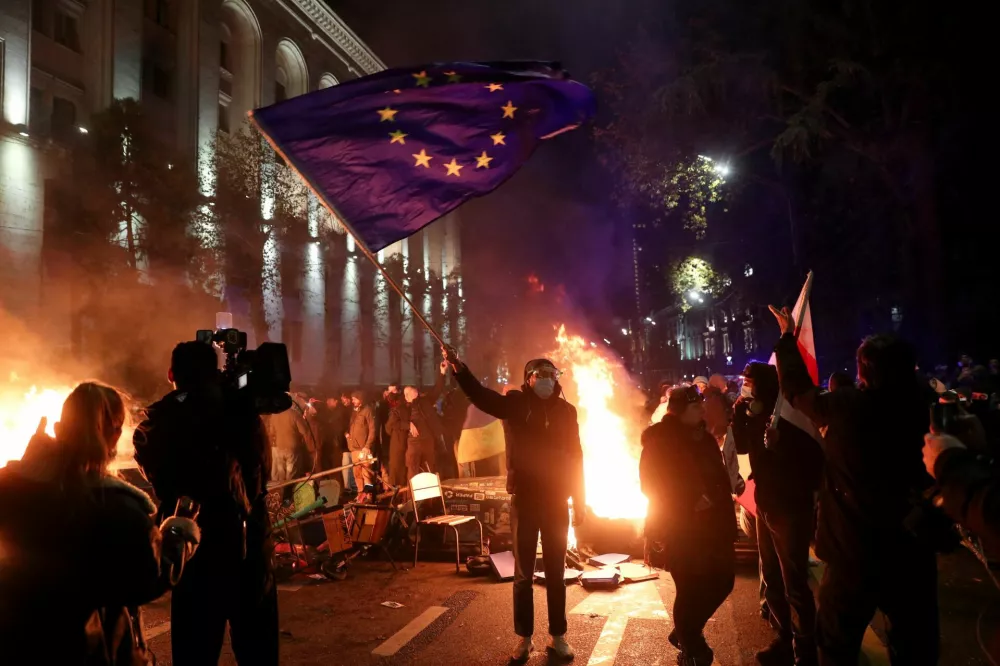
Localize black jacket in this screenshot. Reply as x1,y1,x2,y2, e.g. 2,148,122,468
0,467,168,665
407,372,447,447
134,385,271,553
774,333,932,566
455,365,585,507
732,398,824,513
640,414,737,557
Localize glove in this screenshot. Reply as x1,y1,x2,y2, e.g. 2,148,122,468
922,433,965,479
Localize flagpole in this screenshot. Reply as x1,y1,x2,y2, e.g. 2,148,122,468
247,111,449,351
771,270,815,423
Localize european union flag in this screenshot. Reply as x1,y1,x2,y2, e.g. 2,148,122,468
250,61,595,252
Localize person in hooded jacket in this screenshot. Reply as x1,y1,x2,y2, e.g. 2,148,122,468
733,362,823,666
641,385,736,666
384,391,410,487
0,382,199,665
448,348,584,662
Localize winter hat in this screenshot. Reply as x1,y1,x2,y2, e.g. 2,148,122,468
351,390,365,401
692,376,709,389
667,385,703,414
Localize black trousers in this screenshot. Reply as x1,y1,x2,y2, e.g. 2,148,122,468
757,505,817,655
171,545,279,666
511,496,569,638
671,542,736,651
816,548,939,666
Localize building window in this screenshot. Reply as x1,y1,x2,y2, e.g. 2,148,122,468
705,334,716,359
32,1,47,35
144,0,172,29
722,331,732,356
219,41,231,72
29,87,45,133
53,11,81,52
744,326,756,353
218,101,230,133
51,97,76,140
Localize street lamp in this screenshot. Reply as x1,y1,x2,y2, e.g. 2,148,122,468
688,290,704,303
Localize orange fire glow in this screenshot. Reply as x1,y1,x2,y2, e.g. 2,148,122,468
1,374,136,470
551,326,648,523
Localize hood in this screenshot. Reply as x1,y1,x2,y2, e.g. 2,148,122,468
744,362,779,409
91,474,157,515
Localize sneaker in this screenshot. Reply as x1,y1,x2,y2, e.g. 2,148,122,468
512,636,534,662
756,637,794,666
548,634,575,659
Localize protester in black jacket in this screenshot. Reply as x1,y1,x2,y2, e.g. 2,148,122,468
0,382,198,665
641,385,736,666
134,341,277,666
770,307,939,666
732,362,823,665
449,350,583,662
403,364,448,478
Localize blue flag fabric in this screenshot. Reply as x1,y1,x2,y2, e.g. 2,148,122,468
250,61,596,252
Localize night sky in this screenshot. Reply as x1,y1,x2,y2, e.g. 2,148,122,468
334,0,663,330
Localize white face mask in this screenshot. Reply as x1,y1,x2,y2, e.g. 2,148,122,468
533,378,556,399
740,384,753,399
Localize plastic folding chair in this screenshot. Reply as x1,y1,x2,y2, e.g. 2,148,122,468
409,472,484,572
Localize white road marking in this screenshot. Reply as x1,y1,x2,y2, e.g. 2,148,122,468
145,622,172,640
371,605,448,657
570,575,668,666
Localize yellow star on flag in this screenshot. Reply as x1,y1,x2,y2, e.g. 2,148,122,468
412,149,432,168
486,83,504,92
501,101,517,118
444,158,463,176
413,71,431,87
475,151,493,169
490,132,506,146
389,130,407,145
377,106,398,122
444,70,462,83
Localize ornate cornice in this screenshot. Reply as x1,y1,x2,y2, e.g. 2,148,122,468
289,1,386,75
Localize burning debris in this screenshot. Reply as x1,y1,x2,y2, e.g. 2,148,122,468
0,373,137,469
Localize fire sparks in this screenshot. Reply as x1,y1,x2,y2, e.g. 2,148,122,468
551,326,648,522
0,374,136,469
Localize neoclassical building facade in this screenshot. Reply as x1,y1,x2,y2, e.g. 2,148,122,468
1,0,461,388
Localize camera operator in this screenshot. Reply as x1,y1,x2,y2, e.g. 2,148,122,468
133,341,278,666
770,307,939,665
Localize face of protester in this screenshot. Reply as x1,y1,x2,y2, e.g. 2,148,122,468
385,385,399,399
351,397,362,409
340,395,351,407
742,377,755,399
960,355,974,368
326,398,337,409
404,387,419,404
694,381,708,394
680,401,706,427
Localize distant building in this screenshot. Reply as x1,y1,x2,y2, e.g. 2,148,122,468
1,0,461,388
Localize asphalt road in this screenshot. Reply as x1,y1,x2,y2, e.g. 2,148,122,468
139,548,999,665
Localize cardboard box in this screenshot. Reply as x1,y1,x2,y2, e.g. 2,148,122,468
440,476,513,550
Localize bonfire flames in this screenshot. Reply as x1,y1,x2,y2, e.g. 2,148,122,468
0,373,136,469
550,325,648,541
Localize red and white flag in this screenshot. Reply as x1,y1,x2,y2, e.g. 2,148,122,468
768,272,822,442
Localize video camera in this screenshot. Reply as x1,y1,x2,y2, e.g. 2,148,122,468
196,312,292,415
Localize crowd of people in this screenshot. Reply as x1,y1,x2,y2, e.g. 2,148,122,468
2,315,1000,666
640,307,1000,666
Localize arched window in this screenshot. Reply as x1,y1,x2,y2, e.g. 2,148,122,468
219,0,262,131
275,39,309,100
318,73,338,89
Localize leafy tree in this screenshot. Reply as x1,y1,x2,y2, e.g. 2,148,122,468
670,256,732,311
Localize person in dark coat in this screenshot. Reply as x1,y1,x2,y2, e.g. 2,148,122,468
733,362,823,665
134,341,277,666
403,363,448,479
0,382,199,665
384,392,410,487
449,351,584,661
640,385,736,666
770,306,939,666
